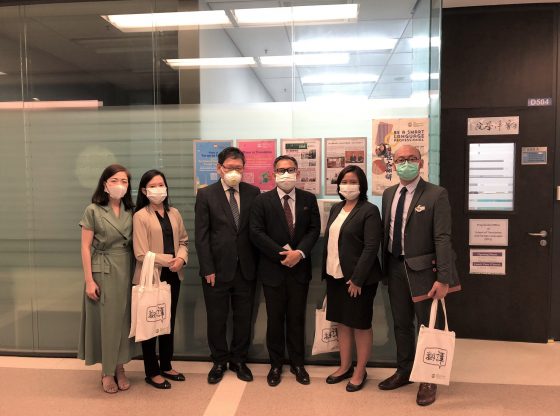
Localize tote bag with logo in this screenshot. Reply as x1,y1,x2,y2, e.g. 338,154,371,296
129,251,171,342
312,296,340,355
410,298,455,386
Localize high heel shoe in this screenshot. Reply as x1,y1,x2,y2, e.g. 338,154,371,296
326,367,354,384
346,372,367,392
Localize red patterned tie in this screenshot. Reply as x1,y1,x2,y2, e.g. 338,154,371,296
283,195,295,239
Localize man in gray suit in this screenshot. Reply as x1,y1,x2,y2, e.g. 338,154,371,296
377,145,460,406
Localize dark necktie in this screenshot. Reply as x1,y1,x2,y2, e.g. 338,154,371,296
228,188,239,230
392,187,408,258
283,195,295,239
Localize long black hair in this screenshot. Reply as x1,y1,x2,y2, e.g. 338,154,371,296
91,164,134,211
135,169,170,213
336,165,368,201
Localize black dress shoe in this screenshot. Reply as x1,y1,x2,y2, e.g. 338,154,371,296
346,372,367,392
326,367,354,384
145,376,171,389
416,383,437,406
208,363,227,384
378,372,412,390
290,366,310,385
229,362,253,382
161,371,186,381
267,367,282,387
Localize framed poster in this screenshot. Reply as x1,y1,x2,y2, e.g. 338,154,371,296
237,140,277,192
280,138,321,194
193,140,233,193
317,199,340,236
371,118,429,196
324,137,366,195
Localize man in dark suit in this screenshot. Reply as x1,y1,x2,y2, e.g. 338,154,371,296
377,145,460,406
195,147,261,384
250,155,320,387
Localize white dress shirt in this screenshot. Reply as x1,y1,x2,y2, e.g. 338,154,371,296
221,179,240,212
388,175,421,255
276,187,305,258
326,209,349,279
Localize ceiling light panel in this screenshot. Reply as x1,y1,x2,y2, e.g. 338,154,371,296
293,37,397,53
165,57,256,68
103,11,231,32
233,4,358,26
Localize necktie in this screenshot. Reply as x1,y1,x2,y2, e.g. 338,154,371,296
392,187,408,258
228,188,239,230
283,195,295,239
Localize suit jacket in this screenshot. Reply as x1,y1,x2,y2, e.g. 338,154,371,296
194,180,261,282
250,187,320,287
321,200,383,287
132,206,189,285
382,178,461,302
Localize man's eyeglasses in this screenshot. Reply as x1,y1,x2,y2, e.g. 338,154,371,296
275,167,297,174
394,157,420,164
221,166,244,172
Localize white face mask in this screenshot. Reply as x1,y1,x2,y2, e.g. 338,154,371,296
223,170,242,187
146,187,167,204
339,184,360,201
275,172,297,192
105,184,127,200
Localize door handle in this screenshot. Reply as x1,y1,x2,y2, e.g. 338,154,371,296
528,230,548,238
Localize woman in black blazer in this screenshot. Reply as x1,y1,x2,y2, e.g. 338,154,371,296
321,165,383,392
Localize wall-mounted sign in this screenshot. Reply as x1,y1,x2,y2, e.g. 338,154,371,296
521,147,547,165
527,98,553,107
469,219,508,246
325,137,366,195
470,249,506,275
193,140,233,194
467,116,519,136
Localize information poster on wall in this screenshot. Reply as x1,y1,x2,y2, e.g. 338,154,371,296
280,138,321,194
371,118,429,196
324,137,367,195
237,140,277,192
317,199,340,236
469,249,506,275
469,219,508,246
193,140,233,194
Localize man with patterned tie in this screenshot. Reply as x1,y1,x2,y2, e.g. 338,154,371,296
250,155,320,387
377,145,460,406
195,147,261,384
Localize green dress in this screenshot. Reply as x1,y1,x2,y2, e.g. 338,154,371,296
78,203,135,376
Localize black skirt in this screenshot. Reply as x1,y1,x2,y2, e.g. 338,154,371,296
326,276,378,330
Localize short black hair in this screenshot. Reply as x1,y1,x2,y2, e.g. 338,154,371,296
336,165,368,201
135,169,170,213
218,147,245,165
273,155,298,169
91,164,134,211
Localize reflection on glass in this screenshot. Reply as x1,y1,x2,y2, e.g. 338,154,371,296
469,143,515,211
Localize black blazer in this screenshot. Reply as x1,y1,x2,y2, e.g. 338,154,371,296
321,200,383,287
194,180,261,282
249,187,320,287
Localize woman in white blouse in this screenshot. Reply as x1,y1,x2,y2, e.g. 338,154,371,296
321,165,383,392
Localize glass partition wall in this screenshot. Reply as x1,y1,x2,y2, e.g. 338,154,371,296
0,0,441,365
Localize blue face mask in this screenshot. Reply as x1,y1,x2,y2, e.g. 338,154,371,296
395,161,420,181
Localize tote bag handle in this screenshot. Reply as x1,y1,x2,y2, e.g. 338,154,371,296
428,298,449,331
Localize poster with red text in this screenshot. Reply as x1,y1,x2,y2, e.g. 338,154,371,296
237,140,277,192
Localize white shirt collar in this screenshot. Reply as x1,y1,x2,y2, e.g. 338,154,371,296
221,178,240,193
397,175,421,195
277,186,296,201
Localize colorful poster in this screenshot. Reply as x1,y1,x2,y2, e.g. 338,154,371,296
237,140,277,192
325,137,366,195
280,138,321,194
318,199,340,236
193,140,233,193
371,118,429,196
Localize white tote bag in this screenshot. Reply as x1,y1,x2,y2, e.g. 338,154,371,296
129,251,172,342
311,296,340,355
410,298,455,386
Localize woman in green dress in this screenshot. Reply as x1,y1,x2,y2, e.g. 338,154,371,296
78,164,135,394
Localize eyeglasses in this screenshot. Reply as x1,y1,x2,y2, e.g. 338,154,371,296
221,165,244,172
275,167,297,174
394,156,420,164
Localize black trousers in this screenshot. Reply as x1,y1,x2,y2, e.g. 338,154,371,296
202,266,256,365
387,255,444,375
263,277,309,368
142,268,181,378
